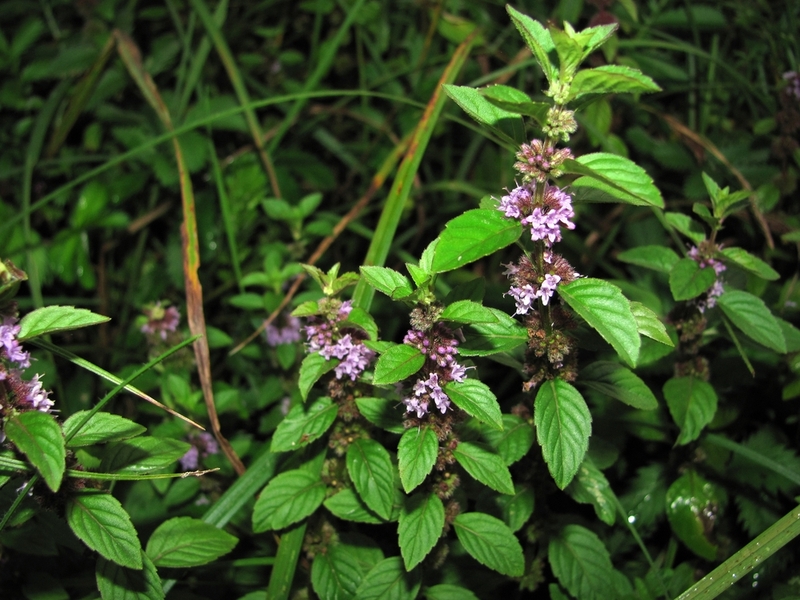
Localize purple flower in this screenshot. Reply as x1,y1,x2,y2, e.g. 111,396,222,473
0,316,31,370
508,284,538,315
180,446,199,471
539,274,561,306
784,71,800,100
141,302,180,340
303,300,374,381
688,245,726,313
334,343,376,381
497,184,575,248
23,374,53,412
180,431,219,471
265,314,302,347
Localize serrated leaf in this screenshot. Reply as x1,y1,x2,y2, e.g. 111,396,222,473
481,414,535,465
718,290,786,353
342,307,379,341
354,557,421,600
292,300,321,317
63,411,146,448
4,410,65,492
398,427,438,493
347,439,395,520
425,584,480,600
271,397,338,452
549,524,615,600
453,441,514,494
506,5,557,84
494,483,535,532
617,245,680,273
67,491,143,569
252,469,326,532
99,437,190,474
558,278,640,367
459,307,528,356
569,65,660,100
324,488,384,524
566,457,616,525
665,212,705,243
567,154,664,208
96,551,163,600
665,470,720,560
452,512,524,576
312,544,364,600
372,345,425,385
720,247,779,280
444,379,503,430
359,266,414,299
355,397,405,434
663,376,717,445
439,300,499,325
406,263,429,288
442,84,524,144
534,379,592,489
579,361,658,410
145,517,237,567
630,302,674,347
299,352,337,401
398,493,445,570
431,209,522,273
17,305,110,341
669,258,715,301
481,85,550,123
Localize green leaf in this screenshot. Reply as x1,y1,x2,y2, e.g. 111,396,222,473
534,379,592,489
292,300,321,317
494,483,535,532
342,307,379,341
481,414,535,465
398,493,445,570
145,517,237,568
4,410,65,492
442,84,523,143
569,65,660,100
549,524,615,600
453,441,514,494
459,307,528,356
665,470,721,560
355,397,405,434
96,551,163,600
372,344,425,385
566,457,616,525
665,212,705,243
579,361,658,410
440,300,499,325
17,305,110,341
444,379,503,430
299,352,337,401
431,209,522,273
67,491,143,569
425,584,480,600
669,258,715,301
630,302,674,347
347,438,396,520
452,512,524,576
663,376,718,445
397,427,438,493
359,266,414,299
63,411,146,448
99,437,190,474
506,5,558,84
558,278,640,367
720,247,779,281
354,557,421,600
271,397,338,453
252,469,326,532
617,245,680,273
324,488,385,525
567,154,664,208
481,85,550,124
717,290,786,353
312,544,364,600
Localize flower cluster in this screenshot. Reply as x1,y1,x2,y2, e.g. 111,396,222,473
141,302,181,340
265,313,302,347
401,322,467,418
305,300,375,381
688,245,726,312
498,183,575,246
180,431,220,471
784,71,800,101
0,313,53,415
514,139,573,183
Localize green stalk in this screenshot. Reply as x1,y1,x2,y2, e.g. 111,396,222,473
208,137,244,293
266,523,307,600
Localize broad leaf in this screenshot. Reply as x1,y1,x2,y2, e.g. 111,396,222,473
312,544,364,600
354,557,421,600
18,305,110,341
481,414,535,465
506,5,558,84
324,489,384,525
617,245,680,273
452,512,524,576
96,551,163,600
67,491,143,569
720,247,779,281
549,524,615,600
459,307,528,356
342,307,379,341
397,427,438,493
145,517,237,567
569,65,660,100
453,442,514,494
431,209,522,273
398,493,445,570
4,410,65,492
442,84,523,143
718,290,786,353
630,301,674,347
425,584,480,600
558,278,640,367
579,361,658,410
63,411,146,447
665,212,705,243
494,483,535,532
347,438,396,520
481,84,550,124
252,469,326,531
271,397,338,452
356,397,405,434
566,457,616,525
299,352,337,401
444,379,503,430
360,266,414,299
99,437,190,474
440,300,499,325
663,376,718,445
669,258,715,301
567,154,664,208
534,379,592,489
665,470,721,560
372,344,425,385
